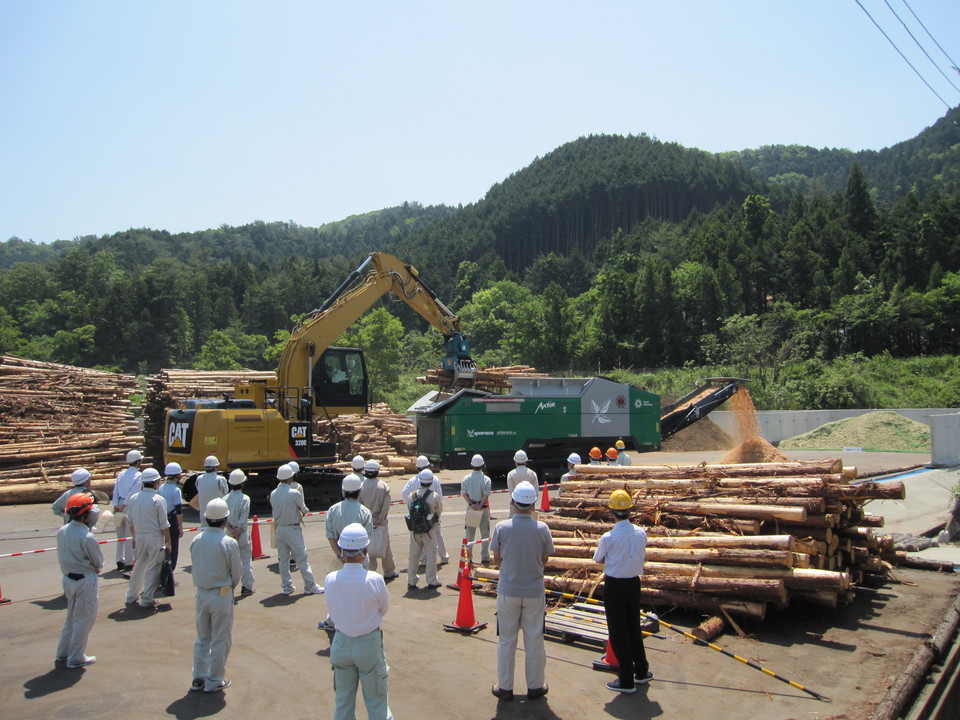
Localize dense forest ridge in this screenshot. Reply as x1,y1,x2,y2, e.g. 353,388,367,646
0,107,958,413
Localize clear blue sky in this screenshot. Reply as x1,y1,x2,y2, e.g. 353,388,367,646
2,1,959,244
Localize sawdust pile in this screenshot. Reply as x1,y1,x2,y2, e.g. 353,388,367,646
719,387,789,463
779,410,931,452
658,394,736,451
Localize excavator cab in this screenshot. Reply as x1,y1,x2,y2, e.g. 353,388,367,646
312,347,369,416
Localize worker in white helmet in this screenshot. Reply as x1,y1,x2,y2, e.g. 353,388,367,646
112,449,143,571
285,461,302,572
51,468,94,525
269,464,323,595
196,455,227,528
225,469,255,595
55,492,104,668
401,456,449,565
461,454,492,565
351,455,365,473
560,453,581,483
359,459,399,579
507,450,539,517
406,468,443,591
189,497,241,694
124,468,172,608
324,523,392,720
159,462,185,570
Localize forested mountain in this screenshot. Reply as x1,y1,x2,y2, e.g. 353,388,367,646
1,108,959,410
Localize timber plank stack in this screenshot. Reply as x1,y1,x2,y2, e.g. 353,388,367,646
0,355,143,504
417,364,548,393
477,459,904,623
142,368,277,464
316,403,418,476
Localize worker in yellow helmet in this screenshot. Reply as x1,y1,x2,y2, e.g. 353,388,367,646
615,440,632,466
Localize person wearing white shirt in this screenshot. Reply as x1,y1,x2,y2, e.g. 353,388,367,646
401,456,448,564
592,489,651,693
225,469,255,595
112,449,143,570
196,455,228,528
506,450,539,516
124,468,171,608
325,523,393,720
269,465,323,595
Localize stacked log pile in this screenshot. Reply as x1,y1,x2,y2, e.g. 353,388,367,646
142,368,277,463
316,403,418,476
417,364,547,393
477,459,904,622
0,355,143,504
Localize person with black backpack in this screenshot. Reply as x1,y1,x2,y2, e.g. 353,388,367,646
405,469,442,591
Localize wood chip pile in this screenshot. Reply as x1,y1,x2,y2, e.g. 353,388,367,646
317,403,418,476
476,459,905,624
416,365,548,393
142,369,277,464
0,355,143,504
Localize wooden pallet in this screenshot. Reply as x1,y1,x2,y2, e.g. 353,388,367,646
545,602,662,648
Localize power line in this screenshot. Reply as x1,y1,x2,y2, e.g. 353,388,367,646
900,0,960,78
853,0,952,109
883,0,960,95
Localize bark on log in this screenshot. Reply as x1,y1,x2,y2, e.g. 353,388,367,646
643,561,850,591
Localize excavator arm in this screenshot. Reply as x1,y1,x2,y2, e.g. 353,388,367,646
274,252,476,419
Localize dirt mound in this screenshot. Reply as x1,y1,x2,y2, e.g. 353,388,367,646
720,436,789,463
779,411,931,452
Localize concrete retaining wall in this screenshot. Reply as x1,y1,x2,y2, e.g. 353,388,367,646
709,408,958,445
931,413,960,468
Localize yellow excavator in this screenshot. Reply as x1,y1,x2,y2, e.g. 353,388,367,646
163,252,477,506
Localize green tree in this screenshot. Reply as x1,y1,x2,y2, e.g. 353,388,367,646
337,307,404,403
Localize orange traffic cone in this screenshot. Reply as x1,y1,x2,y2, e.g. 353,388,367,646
0,580,11,605
539,482,552,512
592,637,620,672
447,538,469,591
251,516,270,560
443,560,487,635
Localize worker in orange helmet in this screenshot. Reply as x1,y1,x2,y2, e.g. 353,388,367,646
605,448,619,464
588,447,603,465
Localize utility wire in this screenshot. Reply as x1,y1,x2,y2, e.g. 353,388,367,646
883,0,960,95
853,0,952,109
900,0,960,78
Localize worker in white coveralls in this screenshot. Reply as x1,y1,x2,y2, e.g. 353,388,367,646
461,454,492,565
318,473,374,631
490,481,554,702
112,449,143,571
51,468,94,524
560,453,581,483
195,455,227,528
506,450,539,516
269,464,323,595
189,497,241,693
406,469,443,590
159,463,185,570
359,459,399,578
225,469,255,595
325,523,393,720
55,492,103,668
124,468,171,608
401,456,449,565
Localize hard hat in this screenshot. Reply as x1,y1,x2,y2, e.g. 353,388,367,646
164,462,182,476
615,440,626,450
140,468,161,484
126,450,143,464
204,497,229,520
66,492,95,516
338,523,370,550
606,447,618,460
609,489,633,511
416,455,430,469
204,455,220,469
511,481,538,505
342,473,362,492
589,447,603,460
351,455,365,471
277,464,294,480
470,454,484,468
71,468,92,486
418,469,434,483
288,461,300,474
364,459,380,473
228,469,246,486
567,453,581,465
513,450,528,463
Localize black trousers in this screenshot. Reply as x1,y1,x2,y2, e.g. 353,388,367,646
167,513,180,570
604,575,648,687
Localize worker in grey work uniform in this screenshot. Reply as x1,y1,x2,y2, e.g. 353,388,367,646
189,498,241,693
51,468,94,524
56,492,103,668
269,464,323,595
124,468,171,609
225,469,255,595
359,459,399,579
461,454,492,565
506,450,539,517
